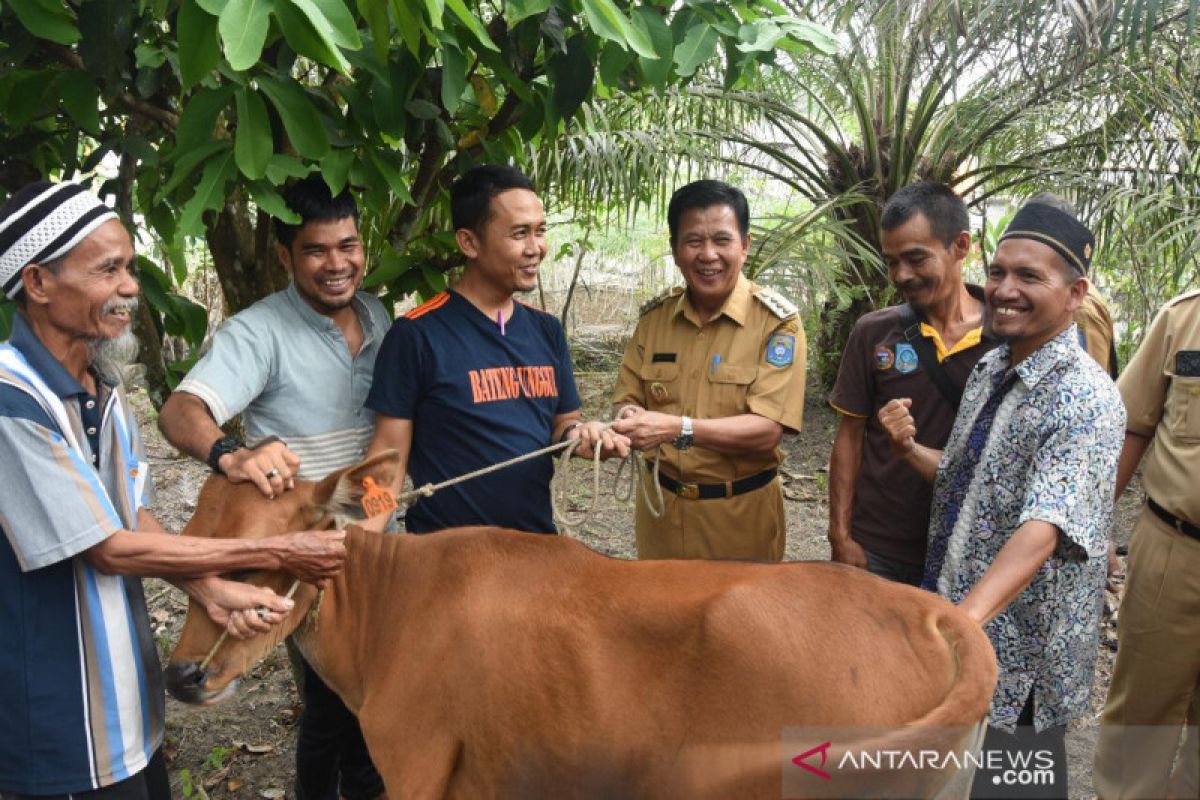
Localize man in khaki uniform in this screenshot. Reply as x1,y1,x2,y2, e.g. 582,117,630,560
1077,284,1117,376
1094,290,1200,799
611,180,806,561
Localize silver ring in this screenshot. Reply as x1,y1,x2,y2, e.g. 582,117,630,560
266,468,280,479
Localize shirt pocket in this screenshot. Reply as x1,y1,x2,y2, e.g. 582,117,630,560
1167,375,1200,442
640,362,681,412
706,364,756,412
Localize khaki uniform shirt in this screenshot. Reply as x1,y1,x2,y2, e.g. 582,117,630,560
1075,284,1116,377
1119,289,1200,525
612,275,806,560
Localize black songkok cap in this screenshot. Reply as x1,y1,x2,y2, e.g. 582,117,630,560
997,202,1095,275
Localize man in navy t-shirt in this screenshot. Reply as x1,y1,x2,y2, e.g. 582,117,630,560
366,165,628,533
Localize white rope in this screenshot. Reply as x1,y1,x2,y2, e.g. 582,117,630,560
198,429,667,666
397,420,666,536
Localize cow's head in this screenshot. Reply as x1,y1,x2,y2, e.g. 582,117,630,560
165,451,400,705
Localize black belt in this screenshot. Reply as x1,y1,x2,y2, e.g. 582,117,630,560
1148,497,1200,540
657,468,777,500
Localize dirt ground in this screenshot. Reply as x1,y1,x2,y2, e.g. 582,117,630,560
141,368,1143,799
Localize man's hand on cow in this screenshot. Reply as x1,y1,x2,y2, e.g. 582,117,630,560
221,440,302,499
610,410,682,450
829,534,869,570
185,576,295,640
569,420,631,460
878,398,917,457
269,530,347,588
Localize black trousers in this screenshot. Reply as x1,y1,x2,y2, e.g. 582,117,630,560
1,749,169,800
294,661,385,800
971,692,1068,800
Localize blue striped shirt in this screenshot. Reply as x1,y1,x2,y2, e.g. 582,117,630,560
0,314,163,793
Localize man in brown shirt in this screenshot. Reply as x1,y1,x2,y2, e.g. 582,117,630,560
611,180,805,561
1094,290,1200,799
827,181,997,584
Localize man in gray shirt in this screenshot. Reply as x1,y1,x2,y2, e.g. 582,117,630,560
159,176,388,800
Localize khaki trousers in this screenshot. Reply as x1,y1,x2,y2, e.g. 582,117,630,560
634,473,785,561
1095,506,1200,799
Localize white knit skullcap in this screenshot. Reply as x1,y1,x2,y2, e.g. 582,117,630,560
0,181,118,298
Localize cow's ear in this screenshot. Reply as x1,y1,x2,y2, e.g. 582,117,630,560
312,450,403,514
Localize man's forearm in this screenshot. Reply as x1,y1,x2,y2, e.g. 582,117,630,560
86,529,286,578
903,443,942,484
158,392,224,462
959,520,1059,625
1115,430,1152,499
828,417,865,541
692,414,783,455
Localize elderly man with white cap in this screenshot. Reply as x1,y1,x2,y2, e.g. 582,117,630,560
0,180,348,799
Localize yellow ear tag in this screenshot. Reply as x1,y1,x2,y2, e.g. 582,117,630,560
361,477,398,518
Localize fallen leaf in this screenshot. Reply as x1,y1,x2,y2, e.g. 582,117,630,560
260,789,285,800
227,779,244,792
203,767,229,788
243,742,275,754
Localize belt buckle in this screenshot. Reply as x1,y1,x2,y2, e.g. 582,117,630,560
679,483,700,500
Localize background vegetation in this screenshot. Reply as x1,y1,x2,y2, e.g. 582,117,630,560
2,0,1198,391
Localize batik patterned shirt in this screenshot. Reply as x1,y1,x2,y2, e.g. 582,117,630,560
927,325,1124,732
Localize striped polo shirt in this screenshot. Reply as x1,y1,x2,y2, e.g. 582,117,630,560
177,283,390,479
0,314,163,793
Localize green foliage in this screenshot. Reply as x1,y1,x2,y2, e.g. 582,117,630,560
0,0,830,400
0,299,15,340
539,0,1200,385
204,743,232,769
179,768,196,800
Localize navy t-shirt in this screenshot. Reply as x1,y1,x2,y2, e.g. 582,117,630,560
366,290,581,534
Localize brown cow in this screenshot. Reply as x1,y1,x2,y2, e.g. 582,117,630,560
167,453,997,798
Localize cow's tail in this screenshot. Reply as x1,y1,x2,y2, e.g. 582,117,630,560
911,605,998,731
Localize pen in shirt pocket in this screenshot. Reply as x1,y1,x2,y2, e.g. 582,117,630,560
711,354,721,374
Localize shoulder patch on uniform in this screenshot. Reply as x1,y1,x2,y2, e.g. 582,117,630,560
640,286,684,316
753,287,799,320
765,333,795,367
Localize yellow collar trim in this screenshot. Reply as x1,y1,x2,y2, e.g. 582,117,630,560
918,322,983,362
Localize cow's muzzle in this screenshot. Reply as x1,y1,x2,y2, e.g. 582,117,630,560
165,661,240,705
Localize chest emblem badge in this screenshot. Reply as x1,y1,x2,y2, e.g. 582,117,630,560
894,342,919,374
649,381,669,403
874,346,894,370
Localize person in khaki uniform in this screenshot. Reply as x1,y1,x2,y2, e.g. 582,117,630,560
611,180,806,561
1094,289,1200,799
1076,283,1117,376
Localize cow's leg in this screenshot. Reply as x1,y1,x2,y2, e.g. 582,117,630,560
357,710,462,799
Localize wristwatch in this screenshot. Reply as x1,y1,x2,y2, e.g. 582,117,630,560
673,415,694,450
206,435,244,474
